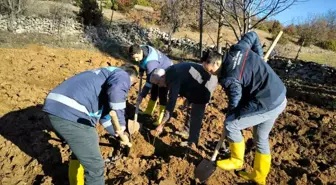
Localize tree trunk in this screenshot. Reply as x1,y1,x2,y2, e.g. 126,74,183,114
7,12,15,32
168,31,173,54
216,23,222,53
199,0,203,58
295,40,304,60
216,0,223,53
109,9,114,28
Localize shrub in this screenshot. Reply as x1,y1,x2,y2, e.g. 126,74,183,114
151,38,165,50
74,0,81,6
270,20,283,34
274,33,290,45
79,0,103,26
284,24,297,36
298,36,315,47
317,40,336,52
116,0,133,12
105,0,112,9
134,0,151,6
257,23,270,32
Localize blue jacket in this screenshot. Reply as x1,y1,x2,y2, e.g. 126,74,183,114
43,67,131,129
139,45,172,97
165,62,218,114
219,31,286,118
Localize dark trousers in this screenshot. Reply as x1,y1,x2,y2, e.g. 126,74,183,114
184,103,206,144
150,84,168,106
48,114,105,185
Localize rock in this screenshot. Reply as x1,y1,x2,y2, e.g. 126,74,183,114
309,112,321,120
15,28,25,34
321,115,330,124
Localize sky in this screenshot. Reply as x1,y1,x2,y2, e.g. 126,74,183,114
270,0,336,25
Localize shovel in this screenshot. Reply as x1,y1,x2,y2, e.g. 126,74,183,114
127,74,143,135
194,130,227,183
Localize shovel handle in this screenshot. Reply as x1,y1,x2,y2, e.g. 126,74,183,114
134,75,143,122
211,130,226,161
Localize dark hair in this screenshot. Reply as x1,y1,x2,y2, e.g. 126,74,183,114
202,50,222,64
129,44,142,55
120,64,138,78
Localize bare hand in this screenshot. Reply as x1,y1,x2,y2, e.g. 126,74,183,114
117,131,132,147
155,124,164,135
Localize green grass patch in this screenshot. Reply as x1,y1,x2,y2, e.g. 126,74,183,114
299,52,336,67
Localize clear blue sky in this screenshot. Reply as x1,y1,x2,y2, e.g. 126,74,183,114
271,0,336,25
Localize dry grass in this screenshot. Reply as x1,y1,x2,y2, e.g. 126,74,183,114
275,43,336,67
25,1,78,18
0,31,89,50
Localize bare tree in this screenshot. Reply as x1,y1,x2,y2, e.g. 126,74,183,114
160,0,197,53
49,0,72,39
325,10,336,40
0,0,34,32
205,0,302,42
296,14,330,46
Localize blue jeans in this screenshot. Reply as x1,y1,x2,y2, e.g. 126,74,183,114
224,99,287,154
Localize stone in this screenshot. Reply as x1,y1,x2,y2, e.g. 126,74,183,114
286,59,293,67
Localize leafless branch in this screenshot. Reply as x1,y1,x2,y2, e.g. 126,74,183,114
206,0,303,39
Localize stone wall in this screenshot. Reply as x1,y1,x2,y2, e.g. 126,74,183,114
0,14,211,55
81,23,208,56
268,57,335,85
0,15,82,35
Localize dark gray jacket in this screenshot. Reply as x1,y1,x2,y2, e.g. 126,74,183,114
219,31,286,118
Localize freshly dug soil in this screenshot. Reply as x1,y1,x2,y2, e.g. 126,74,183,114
0,45,335,185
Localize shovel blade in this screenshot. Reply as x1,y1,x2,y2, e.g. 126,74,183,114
194,159,217,183
127,120,141,135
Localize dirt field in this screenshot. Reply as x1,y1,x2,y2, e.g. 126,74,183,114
0,45,335,185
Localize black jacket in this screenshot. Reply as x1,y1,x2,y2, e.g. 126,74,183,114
165,62,218,114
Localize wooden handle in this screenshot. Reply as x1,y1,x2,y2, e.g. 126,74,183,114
134,75,143,123
110,111,132,147
110,111,121,131
264,30,283,62
211,130,226,161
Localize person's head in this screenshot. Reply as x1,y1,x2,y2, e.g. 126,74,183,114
129,44,143,62
120,64,138,85
201,50,223,75
150,68,166,87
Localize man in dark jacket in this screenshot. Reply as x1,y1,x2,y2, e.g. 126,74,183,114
129,44,173,125
202,31,287,185
153,62,218,146
43,65,138,185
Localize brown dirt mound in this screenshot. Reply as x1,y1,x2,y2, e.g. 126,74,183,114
0,45,335,185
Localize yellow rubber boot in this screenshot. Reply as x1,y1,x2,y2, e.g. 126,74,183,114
154,105,166,126
142,100,157,115
217,140,245,170
68,160,84,185
238,152,271,185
